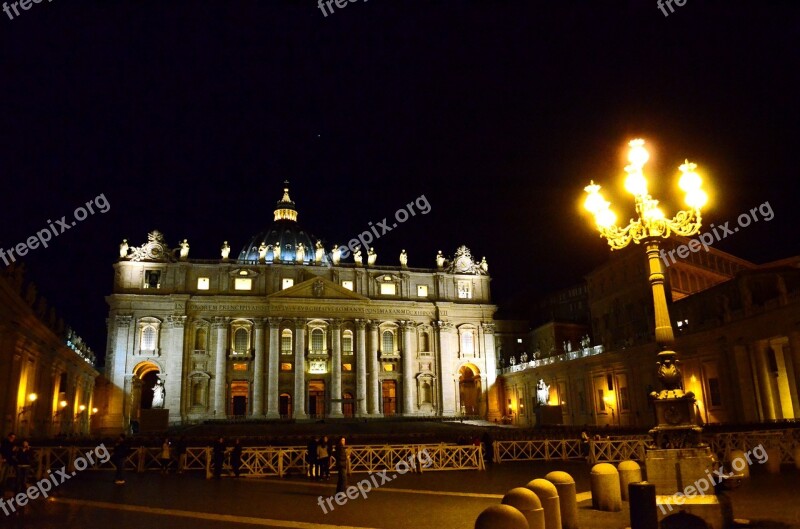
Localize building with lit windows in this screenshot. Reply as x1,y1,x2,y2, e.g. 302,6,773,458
0,266,98,438
99,186,500,432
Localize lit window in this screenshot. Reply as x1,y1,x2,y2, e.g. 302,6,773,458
461,331,475,354
417,285,428,297
239,270,248,276
233,363,247,371
141,326,157,350
342,280,354,291
342,363,353,372
281,329,293,355
457,280,472,299
144,270,161,289
311,329,324,353
280,363,292,371
342,331,353,355
282,278,294,290
234,328,249,354
197,277,210,290
383,363,394,372
234,278,252,291
382,331,395,354
517,338,523,344
380,283,396,295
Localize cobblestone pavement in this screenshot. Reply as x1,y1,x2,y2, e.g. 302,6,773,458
1,462,798,529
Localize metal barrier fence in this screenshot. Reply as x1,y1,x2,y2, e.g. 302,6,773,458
31,443,484,480
492,429,799,465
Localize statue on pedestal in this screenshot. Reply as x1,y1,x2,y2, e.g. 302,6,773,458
367,247,377,266
435,250,445,269
296,243,306,263
399,249,408,268
258,242,268,263
315,241,325,264
221,241,231,260
536,379,550,406
272,242,282,262
332,245,341,265
179,239,190,260
152,379,165,409
479,256,488,273
119,239,129,259
353,247,363,266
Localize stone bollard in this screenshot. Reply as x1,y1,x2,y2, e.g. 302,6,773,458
617,460,642,501
628,481,658,529
765,447,781,474
502,487,545,529
590,463,622,512
794,446,800,472
729,449,750,478
526,478,562,529
474,504,529,529
544,471,577,529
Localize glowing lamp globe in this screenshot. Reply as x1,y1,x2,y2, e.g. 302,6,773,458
628,139,650,167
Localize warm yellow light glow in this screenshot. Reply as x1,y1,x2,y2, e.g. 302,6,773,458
595,208,616,228
643,206,665,221
28,393,38,403
678,161,702,191
685,189,708,209
627,139,650,167
91,407,98,414
624,170,648,196
59,400,68,409
583,182,606,214
78,405,86,412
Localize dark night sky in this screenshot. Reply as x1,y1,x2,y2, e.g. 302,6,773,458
1,1,798,363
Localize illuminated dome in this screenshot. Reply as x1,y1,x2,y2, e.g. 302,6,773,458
237,183,326,264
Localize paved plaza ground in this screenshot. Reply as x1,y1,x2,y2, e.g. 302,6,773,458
2,460,799,529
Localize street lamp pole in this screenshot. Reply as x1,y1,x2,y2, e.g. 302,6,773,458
583,139,709,448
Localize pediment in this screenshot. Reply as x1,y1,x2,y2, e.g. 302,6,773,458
268,276,368,301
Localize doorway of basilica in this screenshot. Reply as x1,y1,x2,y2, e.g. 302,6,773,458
230,381,249,417
382,380,397,416
458,365,481,415
308,380,325,418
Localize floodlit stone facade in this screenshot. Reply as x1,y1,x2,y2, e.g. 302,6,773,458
100,186,500,432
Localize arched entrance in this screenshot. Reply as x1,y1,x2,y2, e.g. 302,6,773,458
458,364,481,416
131,361,161,431
279,393,292,418
342,392,354,418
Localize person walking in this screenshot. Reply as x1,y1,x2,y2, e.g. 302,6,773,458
175,436,187,474
231,439,243,478
112,434,129,485
306,436,317,480
316,436,330,480
212,437,225,479
335,437,350,494
14,440,33,493
159,437,172,474
0,432,16,491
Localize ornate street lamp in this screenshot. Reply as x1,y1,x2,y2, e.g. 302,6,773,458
583,139,708,448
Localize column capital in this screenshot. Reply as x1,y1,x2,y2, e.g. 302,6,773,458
267,317,282,329
354,319,367,330
115,314,133,327
481,322,496,334
330,319,343,330
367,320,380,331
293,317,307,329
211,316,230,328
253,317,267,328
399,320,418,331
433,320,454,332
165,315,187,329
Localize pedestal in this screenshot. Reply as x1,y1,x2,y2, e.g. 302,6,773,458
139,409,169,433
535,405,562,426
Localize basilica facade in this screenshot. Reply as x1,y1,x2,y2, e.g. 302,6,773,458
100,186,500,431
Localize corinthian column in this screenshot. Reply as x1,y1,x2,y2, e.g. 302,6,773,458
400,321,417,415
213,317,229,417
355,319,369,416
266,318,281,419
252,318,266,417
366,320,380,416
164,316,186,423
330,320,344,418
435,320,457,416
293,319,308,419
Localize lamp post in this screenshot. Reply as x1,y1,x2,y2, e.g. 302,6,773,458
582,139,708,448
53,400,68,436
18,393,38,436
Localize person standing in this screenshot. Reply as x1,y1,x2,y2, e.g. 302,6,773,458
335,437,350,494
112,434,129,485
14,440,33,493
212,437,225,479
175,436,187,474
316,436,330,480
231,439,243,478
0,432,16,491
306,437,317,480
159,437,171,474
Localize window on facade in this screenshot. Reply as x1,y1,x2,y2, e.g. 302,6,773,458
417,285,428,297
342,331,353,355
197,277,210,290
195,328,207,351
234,328,249,355
708,377,723,407
461,331,475,354
342,280,354,291
144,270,161,289
619,387,630,410
141,326,157,351
280,363,292,371
342,363,353,371
282,278,294,290
281,329,293,355
311,329,324,354
419,332,430,352
457,280,472,299
597,389,606,412
382,331,395,354
380,283,396,295
234,278,252,291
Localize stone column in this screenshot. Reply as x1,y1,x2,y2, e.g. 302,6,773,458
482,322,501,421
355,320,369,416
164,315,187,423
436,321,457,415
365,320,379,416
105,314,133,431
400,321,417,415
252,318,266,417
754,340,778,420
266,318,281,419
293,319,307,419
213,317,229,417
330,320,344,418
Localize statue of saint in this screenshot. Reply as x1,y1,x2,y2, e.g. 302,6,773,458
436,250,445,269
509,356,516,366
479,256,488,273
296,243,306,263
315,241,324,264
152,379,165,409
367,247,377,266
179,239,190,260
353,247,363,266
258,242,268,262
536,379,550,406
399,250,408,268
119,239,129,259
273,242,282,261
221,241,231,260
520,352,528,363
332,245,341,265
